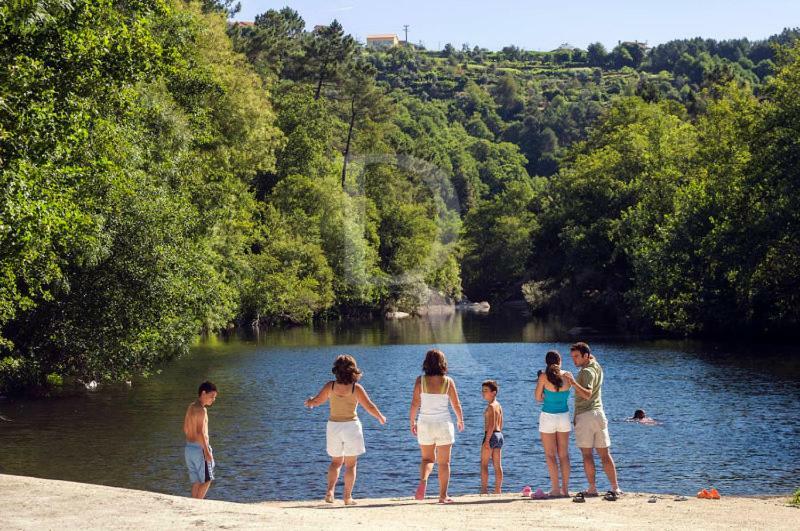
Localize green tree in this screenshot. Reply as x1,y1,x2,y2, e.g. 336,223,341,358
304,20,355,100
587,42,608,67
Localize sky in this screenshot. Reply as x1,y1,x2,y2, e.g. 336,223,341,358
233,0,799,51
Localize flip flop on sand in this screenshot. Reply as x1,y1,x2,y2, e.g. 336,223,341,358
572,492,586,503
531,488,548,500
603,490,619,501
579,490,600,497
674,496,688,501
648,496,658,503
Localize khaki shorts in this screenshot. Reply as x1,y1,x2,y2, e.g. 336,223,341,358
574,410,611,449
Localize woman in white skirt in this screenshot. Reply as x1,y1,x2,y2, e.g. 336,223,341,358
534,350,573,497
305,354,386,505
409,349,464,504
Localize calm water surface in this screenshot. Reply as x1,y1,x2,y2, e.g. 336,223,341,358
2,312,799,501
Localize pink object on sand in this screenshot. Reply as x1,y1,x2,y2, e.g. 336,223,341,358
521,486,532,497
414,482,426,500
531,488,548,499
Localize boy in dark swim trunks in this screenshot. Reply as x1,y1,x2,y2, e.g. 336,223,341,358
480,380,504,494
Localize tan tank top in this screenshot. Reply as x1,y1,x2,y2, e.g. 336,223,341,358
328,382,358,422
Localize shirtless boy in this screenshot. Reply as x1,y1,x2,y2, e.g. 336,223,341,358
183,381,218,499
480,380,504,494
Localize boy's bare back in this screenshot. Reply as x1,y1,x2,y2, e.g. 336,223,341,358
183,402,208,444
484,401,503,432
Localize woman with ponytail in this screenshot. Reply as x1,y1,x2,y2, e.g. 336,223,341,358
534,350,574,497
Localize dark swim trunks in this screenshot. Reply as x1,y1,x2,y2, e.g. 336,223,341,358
482,431,504,449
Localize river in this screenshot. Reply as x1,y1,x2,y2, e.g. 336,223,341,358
1,311,798,501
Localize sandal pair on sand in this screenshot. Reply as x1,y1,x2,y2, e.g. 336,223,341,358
572,490,623,502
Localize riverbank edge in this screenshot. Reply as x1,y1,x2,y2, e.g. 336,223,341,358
1,474,798,530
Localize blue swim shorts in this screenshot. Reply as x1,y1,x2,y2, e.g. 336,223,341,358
482,431,504,449
185,442,214,484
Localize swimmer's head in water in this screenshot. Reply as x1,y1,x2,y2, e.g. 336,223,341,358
633,409,646,420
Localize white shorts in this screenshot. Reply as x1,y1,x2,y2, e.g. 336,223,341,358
539,411,571,434
326,419,366,457
417,420,455,446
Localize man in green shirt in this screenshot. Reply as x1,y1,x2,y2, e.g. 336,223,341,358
565,342,622,499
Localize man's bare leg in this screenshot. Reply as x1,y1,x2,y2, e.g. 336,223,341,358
579,447,598,494
596,448,620,492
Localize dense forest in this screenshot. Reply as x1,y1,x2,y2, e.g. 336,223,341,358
2,0,799,393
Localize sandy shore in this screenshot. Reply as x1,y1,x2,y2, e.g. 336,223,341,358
1,474,797,530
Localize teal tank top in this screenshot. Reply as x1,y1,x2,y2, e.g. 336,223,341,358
542,388,570,414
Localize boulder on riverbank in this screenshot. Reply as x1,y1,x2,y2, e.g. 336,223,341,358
456,300,490,313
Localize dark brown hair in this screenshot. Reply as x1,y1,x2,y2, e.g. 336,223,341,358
545,350,563,390
332,354,363,384
198,381,217,396
570,342,591,357
422,349,448,376
482,380,498,393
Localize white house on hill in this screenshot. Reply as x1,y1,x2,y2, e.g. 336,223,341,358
367,34,400,49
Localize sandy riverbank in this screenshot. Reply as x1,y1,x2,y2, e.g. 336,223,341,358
1,474,797,530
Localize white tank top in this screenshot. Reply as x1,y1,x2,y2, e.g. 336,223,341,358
418,375,452,423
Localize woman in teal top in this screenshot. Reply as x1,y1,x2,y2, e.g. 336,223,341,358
534,350,574,498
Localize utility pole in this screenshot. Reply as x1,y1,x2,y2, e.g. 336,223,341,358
403,24,409,45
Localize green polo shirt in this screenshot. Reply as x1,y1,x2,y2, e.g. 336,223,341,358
574,359,604,415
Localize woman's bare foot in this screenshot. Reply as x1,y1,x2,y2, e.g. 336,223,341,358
479,489,489,495
547,490,561,498
324,492,334,503
494,488,502,494
344,498,358,506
